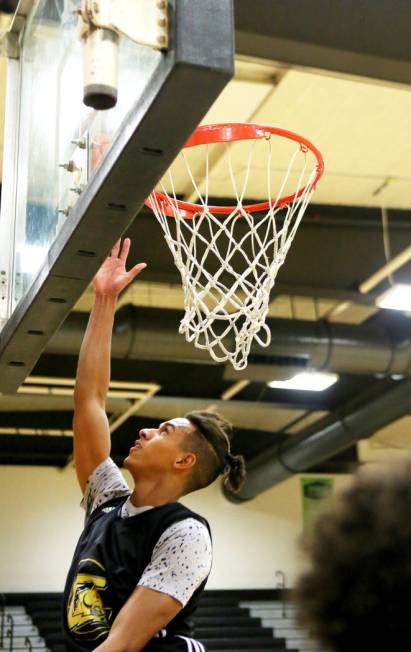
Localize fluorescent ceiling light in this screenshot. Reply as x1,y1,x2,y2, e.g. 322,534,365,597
376,284,411,311
268,371,339,392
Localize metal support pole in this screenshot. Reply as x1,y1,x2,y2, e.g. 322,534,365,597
0,594,5,648
6,614,14,652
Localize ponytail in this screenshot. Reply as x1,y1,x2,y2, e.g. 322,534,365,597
223,452,246,493
184,410,247,494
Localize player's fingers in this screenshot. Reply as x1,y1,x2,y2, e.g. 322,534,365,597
111,239,121,258
119,237,131,262
127,262,147,282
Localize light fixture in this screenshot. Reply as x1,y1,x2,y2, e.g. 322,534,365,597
376,284,411,311
268,371,339,392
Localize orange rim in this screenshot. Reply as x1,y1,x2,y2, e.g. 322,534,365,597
145,122,324,219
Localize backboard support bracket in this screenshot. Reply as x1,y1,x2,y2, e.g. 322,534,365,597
79,0,169,109
78,0,169,50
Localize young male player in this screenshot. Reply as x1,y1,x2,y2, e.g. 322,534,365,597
63,238,246,652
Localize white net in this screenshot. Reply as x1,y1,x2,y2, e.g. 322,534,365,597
149,131,320,370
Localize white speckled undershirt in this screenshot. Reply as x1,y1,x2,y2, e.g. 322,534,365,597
81,457,212,606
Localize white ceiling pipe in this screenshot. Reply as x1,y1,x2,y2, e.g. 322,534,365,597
359,244,411,294
221,380,250,400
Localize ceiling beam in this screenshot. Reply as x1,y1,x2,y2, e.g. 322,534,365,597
0,394,317,433
234,0,411,87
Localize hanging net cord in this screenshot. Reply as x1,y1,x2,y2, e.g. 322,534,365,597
149,137,318,371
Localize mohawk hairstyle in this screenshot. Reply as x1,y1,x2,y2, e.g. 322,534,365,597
183,411,246,495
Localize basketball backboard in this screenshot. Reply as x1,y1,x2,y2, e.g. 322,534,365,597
0,0,234,391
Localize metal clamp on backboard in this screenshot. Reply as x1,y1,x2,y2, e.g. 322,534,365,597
78,0,169,110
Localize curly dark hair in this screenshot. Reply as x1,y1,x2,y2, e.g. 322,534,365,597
294,459,411,652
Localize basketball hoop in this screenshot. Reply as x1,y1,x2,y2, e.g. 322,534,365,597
145,123,324,370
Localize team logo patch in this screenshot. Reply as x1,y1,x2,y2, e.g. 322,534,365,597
67,558,112,641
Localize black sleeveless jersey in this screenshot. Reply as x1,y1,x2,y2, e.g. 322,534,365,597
62,496,211,651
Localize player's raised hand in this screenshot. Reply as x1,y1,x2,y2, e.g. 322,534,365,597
93,238,146,297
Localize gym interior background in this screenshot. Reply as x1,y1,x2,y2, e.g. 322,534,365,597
1,0,411,597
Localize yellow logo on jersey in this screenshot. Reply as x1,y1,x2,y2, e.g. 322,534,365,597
67,558,112,641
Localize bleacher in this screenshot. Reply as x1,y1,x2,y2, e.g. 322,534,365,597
0,603,47,651
0,591,320,652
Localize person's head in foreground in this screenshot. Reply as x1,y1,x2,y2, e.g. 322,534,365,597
124,409,246,497
294,458,411,652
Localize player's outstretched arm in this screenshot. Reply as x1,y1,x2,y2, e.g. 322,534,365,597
73,238,146,493
93,586,182,652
